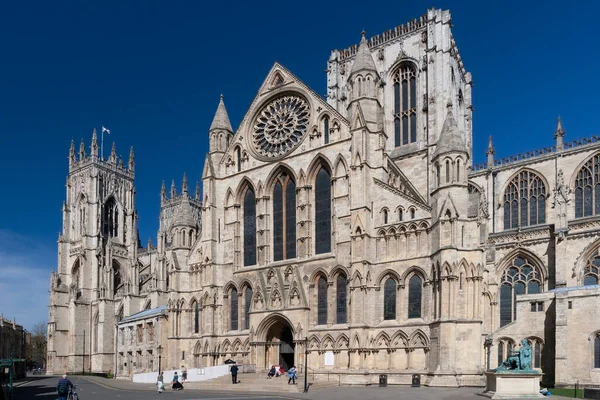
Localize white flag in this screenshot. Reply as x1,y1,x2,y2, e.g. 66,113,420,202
102,126,111,134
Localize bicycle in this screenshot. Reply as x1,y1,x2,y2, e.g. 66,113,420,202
68,384,79,400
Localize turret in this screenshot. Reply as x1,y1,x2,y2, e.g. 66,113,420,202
432,102,469,189
128,146,135,173
161,181,167,203
555,117,565,151
91,129,99,158
170,179,177,199
208,94,234,154
109,142,117,164
195,182,200,200
79,138,86,161
182,173,188,195
69,140,76,167
486,136,495,169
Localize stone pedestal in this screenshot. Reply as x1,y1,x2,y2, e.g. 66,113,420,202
481,371,545,399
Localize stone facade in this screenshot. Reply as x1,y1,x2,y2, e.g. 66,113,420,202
47,8,600,387
0,316,27,378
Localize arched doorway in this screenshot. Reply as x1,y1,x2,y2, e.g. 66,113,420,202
263,316,295,371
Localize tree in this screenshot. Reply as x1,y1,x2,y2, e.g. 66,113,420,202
27,321,47,368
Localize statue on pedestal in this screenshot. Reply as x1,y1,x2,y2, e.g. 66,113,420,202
496,339,534,372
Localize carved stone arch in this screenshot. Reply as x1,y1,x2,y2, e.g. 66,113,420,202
336,333,350,348
498,167,550,208
255,312,295,341
419,221,429,230
376,269,402,286
178,298,187,309
203,341,210,354
234,177,257,204
351,270,363,287
225,188,235,207
409,330,429,348
374,331,391,348
298,169,307,187
264,162,298,193
391,330,409,347
310,267,330,284
457,259,469,277
221,339,232,353
333,154,349,178
242,338,251,352
408,223,418,231
387,227,397,236
378,229,386,237
572,237,600,282
496,336,516,346
400,266,428,285
441,261,453,277
322,334,335,350
271,70,285,87
239,279,253,291
223,281,239,295
231,338,242,354
331,265,350,280
496,248,547,283
202,292,210,306
389,57,420,79
193,340,202,355
265,268,276,285
306,153,334,181
308,334,321,350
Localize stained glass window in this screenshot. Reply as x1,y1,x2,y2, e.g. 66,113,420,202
102,197,119,238
230,288,238,331
315,167,332,254
574,154,600,218
317,277,328,325
336,274,347,324
499,256,543,327
393,64,417,146
383,278,396,320
323,116,330,144
273,172,297,261
534,341,541,368
583,254,600,285
243,189,256,266
595,335,600,369
503,170,546,229
244,287,252,330
236,147,241,172
194,302,199,334
113,261,122,296
383,209,388,225
497,342,504,367
408,275,422,319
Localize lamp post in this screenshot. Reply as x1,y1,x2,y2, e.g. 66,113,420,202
157,345,163,374
303,337,308,393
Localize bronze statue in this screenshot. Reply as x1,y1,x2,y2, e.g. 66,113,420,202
496,339,533,372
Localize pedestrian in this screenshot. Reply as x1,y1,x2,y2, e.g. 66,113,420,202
56,374,73,400
172,371,183,390
287,366,297,385
157,372,164,393
181,365,187,383
267,365,276,379
230,363,239,384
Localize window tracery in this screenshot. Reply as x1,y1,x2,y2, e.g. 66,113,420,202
102,197,119,238
503,171,546,229
336,274,347,324
583,253,600,285
317,276,328,325
499,256,542,327
575,153,600,218
243,188,257,266
408,275,422,319
383,278,396,320
323,116,330,144
230,288,238,331
273,172,297,261
315,167,332,254
393,63,417,147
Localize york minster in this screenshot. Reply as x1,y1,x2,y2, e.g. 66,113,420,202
47,7,600,387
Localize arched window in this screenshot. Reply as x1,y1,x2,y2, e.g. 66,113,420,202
383,277,396,320
230,288,238,331
499,256,542,327
408,275,422,318
243,188,256,266
445,160,450,183
113,261,122,296
194,302,199,334
244,287,253,330
102,197,119,238
436,163,441,187
236,147,241,172
575,154,600,218
583,252,600,285
595,334,600,369
393,63,417,147
503,171,546,229
410,209,416,219
528,338,543,369
315,167,332,254
497,341,504,367
382,209,388,225
323,116,330,144
273,172,297,261
317,277,328,325
456,159,461,182
336,274,347,324
399,209,403,221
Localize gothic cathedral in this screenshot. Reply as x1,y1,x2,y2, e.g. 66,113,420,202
47,8,600,387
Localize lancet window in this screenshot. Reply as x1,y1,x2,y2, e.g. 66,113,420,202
273,172,296,261
102,197,119,238
408,275,423,319
583,253,600,285
315,167,332,254
595,334,600,369
383,277,397,320
113,260,122,296
317,276,328,325
230,288,238,331
244,286,253,330
243,188,257,266
503,171,546,229
193,301,199,334
323,116,330,144
499,256,542,327
393,63,417,147
575,153,600,218
336,274,347,324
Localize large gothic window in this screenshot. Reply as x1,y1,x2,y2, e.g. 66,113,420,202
315,167,332,254
273,172,297,261
193,302,199,334
102,197,119,238
317,277,328,325
499,256,542,327
575,154,600,218
408,275,423,319
583,253,600,285
383,278,397,320
230,288,238,331
244,287,253,330
243,188,257,266
336,274,347,324
393,63,417,147
503,171,546,229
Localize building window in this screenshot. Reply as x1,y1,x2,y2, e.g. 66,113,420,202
393,63,417,147
595,334,600,369
499,256,542,327
575,154,600,218
243,188,256,266
383,278,396,320
530,302,544,312
534,341,541,368
236,147,241,172
102,197,119,238
113,261,122,296
584,253,600,285
399,209,403,221
315,167,332,254
445,160,450,183
410,209,415,219
194,302,199,334
317,276,328,325
408,275,422,319
244,287,253,330
323,116,330,144
230,288,238,331
497,342,504,367
503,170,546,229
382,209,388,225
336,274,347,324
273,172,297,261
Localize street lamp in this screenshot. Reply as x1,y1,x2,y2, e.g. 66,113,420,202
157,345,163,374
303,337,309,393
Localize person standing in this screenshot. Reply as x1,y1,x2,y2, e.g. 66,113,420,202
230,363,239,384
157,372,164,393
56,374,73,400
181,365,187,383
287,366,297,385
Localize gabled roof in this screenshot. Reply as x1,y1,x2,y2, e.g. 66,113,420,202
119,305,167,324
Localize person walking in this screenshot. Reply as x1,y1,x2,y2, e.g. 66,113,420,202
157,372,165,393
230,363,239,384
56,374,73,400
172,371,183,390
287,366,297,385
181,365,187,383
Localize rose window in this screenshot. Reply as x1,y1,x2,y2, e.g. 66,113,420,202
252,95,309,158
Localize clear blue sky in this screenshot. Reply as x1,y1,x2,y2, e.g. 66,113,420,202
1,0,599,330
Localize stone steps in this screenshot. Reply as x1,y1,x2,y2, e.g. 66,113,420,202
184,372,340,393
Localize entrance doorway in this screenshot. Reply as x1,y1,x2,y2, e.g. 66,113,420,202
264,317,295,371
279,326,294,371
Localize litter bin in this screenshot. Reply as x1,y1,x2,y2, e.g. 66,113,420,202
379,374,388,387
411,374,420,387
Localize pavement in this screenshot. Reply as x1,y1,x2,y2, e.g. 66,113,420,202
11,375,574,400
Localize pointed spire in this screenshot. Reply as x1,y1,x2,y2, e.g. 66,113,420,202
79,138,86,161
555,117,565,151
195,181,200,200
161,180,167,202
486,136,495,169
350,31,377,75
147,237,153,249
182,173,188,194
128,146,135,172
118,155,123,168
91,128,99,157
109,142,117,164
209,94,233,132
432,102,467,159
69,139,76,166
170,179,177,198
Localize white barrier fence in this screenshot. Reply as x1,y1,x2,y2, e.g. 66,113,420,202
132,364,231,384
